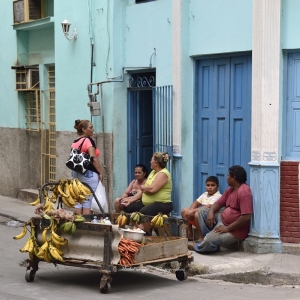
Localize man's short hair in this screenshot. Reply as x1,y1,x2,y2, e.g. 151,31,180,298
229,165,247,184
206,176,219,186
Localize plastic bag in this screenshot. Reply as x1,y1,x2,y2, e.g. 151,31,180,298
91,181,108,213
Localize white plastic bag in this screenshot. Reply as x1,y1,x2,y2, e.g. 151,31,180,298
91,181,108,213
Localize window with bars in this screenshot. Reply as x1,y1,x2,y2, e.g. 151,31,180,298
41,65,56,183
25,90,40,131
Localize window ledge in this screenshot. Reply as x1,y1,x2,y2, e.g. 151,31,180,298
12,16,54,31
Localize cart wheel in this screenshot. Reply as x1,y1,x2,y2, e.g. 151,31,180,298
175,269,188,281
99,282,111,294
25,269,35,282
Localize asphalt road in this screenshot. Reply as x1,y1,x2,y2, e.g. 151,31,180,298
1,217,300,300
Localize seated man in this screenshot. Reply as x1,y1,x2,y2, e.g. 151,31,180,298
192,165,253,253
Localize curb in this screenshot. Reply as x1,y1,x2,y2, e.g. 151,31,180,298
198,268,300,286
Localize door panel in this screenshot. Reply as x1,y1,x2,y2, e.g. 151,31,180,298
139,91,153,168
195,55,251,196
128,90,153,183
284,53,300,158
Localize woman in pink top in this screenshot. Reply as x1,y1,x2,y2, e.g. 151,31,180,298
71,119,103,214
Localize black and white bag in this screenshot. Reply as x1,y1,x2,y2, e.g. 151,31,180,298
66,138,93,174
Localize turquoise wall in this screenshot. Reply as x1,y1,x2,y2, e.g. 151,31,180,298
282,0,300,49
0,1,18,128
189,0,252,55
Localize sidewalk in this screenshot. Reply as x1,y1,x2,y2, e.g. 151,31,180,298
1,194,300,286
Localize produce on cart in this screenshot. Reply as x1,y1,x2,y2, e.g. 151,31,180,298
14,179,193,294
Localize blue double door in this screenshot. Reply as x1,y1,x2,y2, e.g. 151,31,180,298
195,55,252,196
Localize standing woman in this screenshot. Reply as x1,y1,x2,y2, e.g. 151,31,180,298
71,119,103,214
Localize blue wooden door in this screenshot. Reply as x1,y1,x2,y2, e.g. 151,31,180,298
283,53,300,159
127,90,153,182
195,55,251,196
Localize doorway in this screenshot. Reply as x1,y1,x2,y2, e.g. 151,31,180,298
194,55,252,196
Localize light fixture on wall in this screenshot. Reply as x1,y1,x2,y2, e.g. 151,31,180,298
61,18,77,41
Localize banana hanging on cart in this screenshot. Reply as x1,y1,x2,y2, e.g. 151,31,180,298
151,212,168,228
116,211,128,228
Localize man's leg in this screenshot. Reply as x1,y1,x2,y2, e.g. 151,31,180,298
194,207,215,241
194,213,239,253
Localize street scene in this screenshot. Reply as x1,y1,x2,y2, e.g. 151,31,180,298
1,0,300,299
1,217,300,300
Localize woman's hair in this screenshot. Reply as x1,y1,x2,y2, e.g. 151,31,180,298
153,152,170,169
206,176,219,186
135,164,149,178
74,119,90,136
228,165,247,184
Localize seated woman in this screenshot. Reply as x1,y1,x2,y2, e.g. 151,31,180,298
121,152,173,235
114,164,148,213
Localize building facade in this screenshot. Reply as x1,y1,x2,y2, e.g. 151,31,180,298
0,0,300,253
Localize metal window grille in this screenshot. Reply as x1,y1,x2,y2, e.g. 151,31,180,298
41,65,56,184
153,85,173,165
25,90,40,131
16,70,27,90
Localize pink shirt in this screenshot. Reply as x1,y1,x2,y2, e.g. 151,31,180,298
72,138,100,157
217,184,253,240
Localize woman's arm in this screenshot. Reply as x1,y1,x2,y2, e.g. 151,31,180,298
120,180,134,198
140,172,168,194
87,147,103,182
121,190,143,206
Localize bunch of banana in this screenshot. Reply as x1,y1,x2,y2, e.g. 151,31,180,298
43,196,54,213
130,212,144,225
115,211,128,228
151,213,168,228
53,178,92,208
19,224,40,259
60,221,76,235
73,214,86,223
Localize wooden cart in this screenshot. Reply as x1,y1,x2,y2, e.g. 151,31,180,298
24,182,193,294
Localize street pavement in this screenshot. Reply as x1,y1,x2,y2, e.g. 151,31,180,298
1,194,300,286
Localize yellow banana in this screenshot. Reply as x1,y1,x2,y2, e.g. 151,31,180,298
49,244,64,262
20,237,31,252
51,231,68,246
121,215,127,228
13,225,27,240
30,195,41,206
43,199,54,213
76,180,92,196
43,247,52,263
159,215,164,227
61,195,73,208
68,181,76,198
57,183,68,198
151,215,159,227
41,227,49,244
115,214,122,226
20,237,34,253
72,179,80,198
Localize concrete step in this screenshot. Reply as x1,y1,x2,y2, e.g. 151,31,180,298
192,226,300,254
18,189,38,203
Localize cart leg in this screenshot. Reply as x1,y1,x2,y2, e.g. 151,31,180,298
25,256,39,282
99,271,113,294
